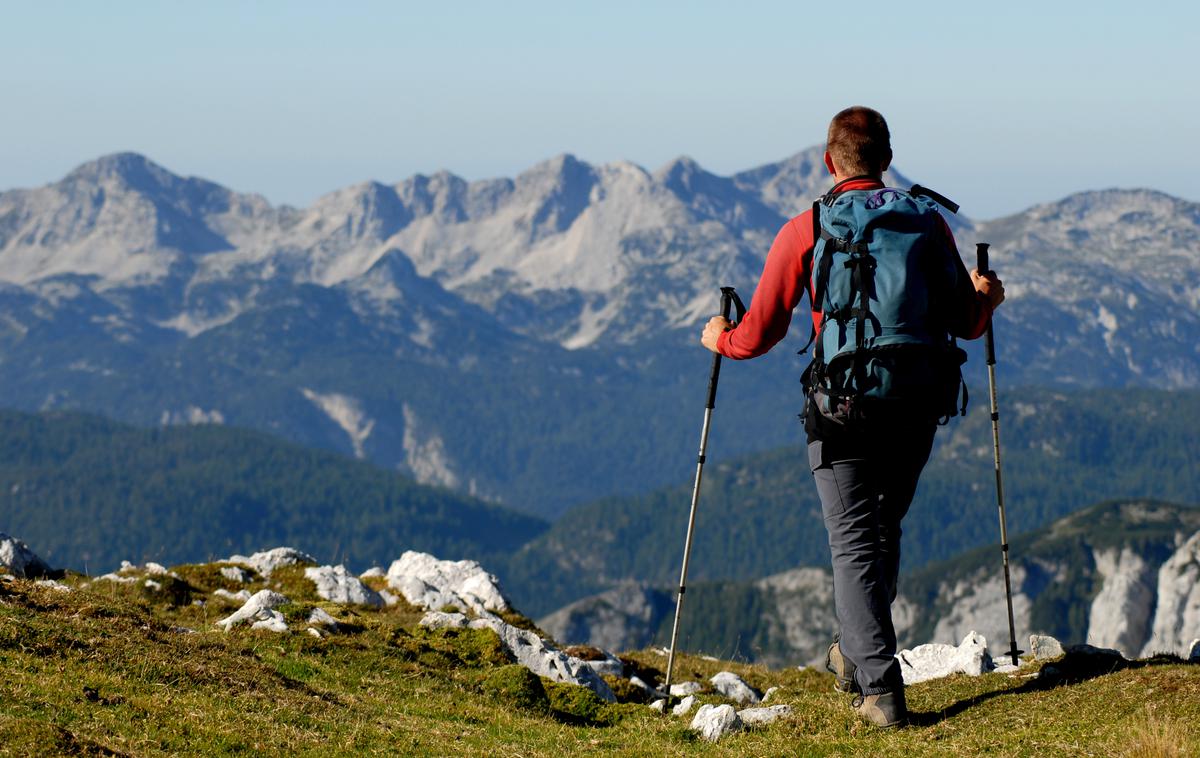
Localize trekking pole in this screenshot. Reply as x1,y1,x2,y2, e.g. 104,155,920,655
662,286,745,709
977,243,1021,668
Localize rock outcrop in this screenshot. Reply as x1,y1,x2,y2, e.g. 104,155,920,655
216,590,290,632
458,614,615,703
537,582,670,652
0,534,53,579
709,671,761,705
387,551,509,614
896,632,994,685
222,548,317,577
304,564,384,607
738,704,793,727
691,704,742,743
1141,532,1200,657
1087,547,1157,656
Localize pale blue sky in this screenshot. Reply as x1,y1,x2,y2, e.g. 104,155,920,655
1,1,1195,218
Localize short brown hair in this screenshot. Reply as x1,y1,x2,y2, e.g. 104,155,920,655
827,106,892,176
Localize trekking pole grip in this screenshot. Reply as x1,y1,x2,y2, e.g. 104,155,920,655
976,243,997,366
703,291,733,410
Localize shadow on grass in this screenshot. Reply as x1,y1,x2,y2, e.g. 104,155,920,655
909,650,1196,727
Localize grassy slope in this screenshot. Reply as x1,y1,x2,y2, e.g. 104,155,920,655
2,571,1197,757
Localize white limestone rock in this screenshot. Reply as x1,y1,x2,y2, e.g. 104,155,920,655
1141,531,1200,657
144,579,162,591
223,547,317,577
217,589,290,632
709,671,761,705
669,681,702,698
672,695,696,716
1030,634,1065,660
379,589,399,606
1087,546,1157,656
738,704,793,727
250,611,289,633
220,566,252,583
144,562,170,576
213,588,253,603
386,551,509,614
762,686,779,703
896,631,994,685
690,703,743,743
573,649,624,679
467,616,615,702
1187,639,1200,661
0,533,53,578
34,579,71,592
305,565,384,607
360,566,385,579
648,699,666,712
96,572,137,584
307,607,340,632
418,611,469,630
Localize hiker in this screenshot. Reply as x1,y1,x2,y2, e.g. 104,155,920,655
700,106,1004,728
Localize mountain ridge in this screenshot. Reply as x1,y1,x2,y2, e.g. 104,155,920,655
2,149,1198,517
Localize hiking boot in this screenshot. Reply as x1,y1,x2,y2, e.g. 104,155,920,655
825,638,859,693
852,690,908,728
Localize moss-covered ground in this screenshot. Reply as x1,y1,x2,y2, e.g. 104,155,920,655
1,570,1197,757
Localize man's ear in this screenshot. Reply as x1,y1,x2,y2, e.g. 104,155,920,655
823,150,836,176
880,147,893,173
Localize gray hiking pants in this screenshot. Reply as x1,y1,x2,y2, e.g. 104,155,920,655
808,423,936,695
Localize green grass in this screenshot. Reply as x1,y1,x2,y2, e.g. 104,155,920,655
1,572,1198,757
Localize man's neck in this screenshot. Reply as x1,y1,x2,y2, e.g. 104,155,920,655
832,173,883,184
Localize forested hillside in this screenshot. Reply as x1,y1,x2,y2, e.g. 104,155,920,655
503,389,1200,617
0,410,546,572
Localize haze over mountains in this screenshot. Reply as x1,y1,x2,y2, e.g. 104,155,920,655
1,148,1198,518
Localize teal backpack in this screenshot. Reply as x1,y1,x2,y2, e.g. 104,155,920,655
800,182,968,429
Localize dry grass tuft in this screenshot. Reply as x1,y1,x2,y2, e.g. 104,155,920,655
1117,706,1196,758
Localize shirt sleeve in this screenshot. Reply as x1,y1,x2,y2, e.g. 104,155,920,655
939,218,993,340
717,217,813,360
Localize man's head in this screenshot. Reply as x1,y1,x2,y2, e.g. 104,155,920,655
824,106,892,179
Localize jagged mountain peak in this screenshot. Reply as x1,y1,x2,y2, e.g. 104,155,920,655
515,153,596,193
654,154,703,175
733,145,827,185
652,155,726,196
62,152,232,205
66,151,166,181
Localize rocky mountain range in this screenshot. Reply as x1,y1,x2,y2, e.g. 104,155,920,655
538,500,1200,667
1,150,1198,518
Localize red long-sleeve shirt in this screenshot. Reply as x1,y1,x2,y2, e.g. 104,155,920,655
717,178,992,359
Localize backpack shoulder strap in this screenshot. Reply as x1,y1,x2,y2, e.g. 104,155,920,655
798,201,823,356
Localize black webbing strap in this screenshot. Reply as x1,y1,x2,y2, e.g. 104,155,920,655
822,236,870,255
845,253,875,351
910,184,960,215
